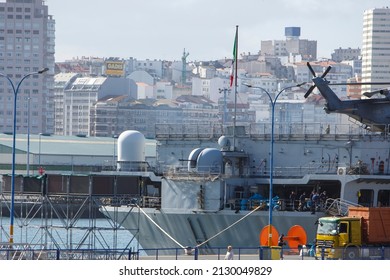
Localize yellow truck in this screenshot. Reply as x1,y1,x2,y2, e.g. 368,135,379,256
315,207,390,259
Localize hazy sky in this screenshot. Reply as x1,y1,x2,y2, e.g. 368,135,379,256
47,0,390,62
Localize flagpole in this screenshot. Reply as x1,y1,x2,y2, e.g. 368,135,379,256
232,25,238,151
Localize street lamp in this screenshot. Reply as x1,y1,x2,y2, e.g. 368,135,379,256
0,67,49,243
244,82,306,247
27,90,31,176
39,133,42,167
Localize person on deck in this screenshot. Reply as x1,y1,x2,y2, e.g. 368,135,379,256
311,191,320,214
289,191,296,211
224,245,234,260
299,192,306,211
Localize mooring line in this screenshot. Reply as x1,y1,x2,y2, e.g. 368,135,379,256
137,204,262,250
196,205,262,248
136,205,186,249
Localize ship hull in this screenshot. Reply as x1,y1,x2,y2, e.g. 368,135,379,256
102,206,323,254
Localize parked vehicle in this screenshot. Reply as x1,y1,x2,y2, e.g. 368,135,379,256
315,207,390,259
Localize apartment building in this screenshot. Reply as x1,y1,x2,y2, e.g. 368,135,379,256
53,72,79,135
331,47,361,62
261,27,317,61
361,7,390,93
90,95,219,138
0,0,55,134
61,76,131,136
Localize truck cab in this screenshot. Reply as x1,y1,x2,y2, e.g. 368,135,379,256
315,216,362,259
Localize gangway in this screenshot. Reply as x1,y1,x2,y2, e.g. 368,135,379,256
324,198,362,216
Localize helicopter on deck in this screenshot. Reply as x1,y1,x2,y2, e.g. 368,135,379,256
305,62,390,132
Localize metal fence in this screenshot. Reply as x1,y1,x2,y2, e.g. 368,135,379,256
1,245,389,260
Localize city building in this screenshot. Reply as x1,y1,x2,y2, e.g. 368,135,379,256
155,81,173,99
331,47,361,62
0,0,55,134
55,56,105,76
191,76,228,102
130,58,165,80
346,74,362,99
361,7,390,93
90,95,128,137
341,59,362,77
53,72,80,135
61,76,131,136
261,27,317,61
90,95,219,138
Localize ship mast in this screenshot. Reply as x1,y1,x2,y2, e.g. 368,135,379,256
232,25,238,151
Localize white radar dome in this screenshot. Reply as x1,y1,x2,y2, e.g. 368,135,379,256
187,148,204,170
117,130,145,162
218,136,230,149
196,148,223,174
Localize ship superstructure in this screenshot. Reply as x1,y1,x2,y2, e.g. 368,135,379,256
100,123,390,254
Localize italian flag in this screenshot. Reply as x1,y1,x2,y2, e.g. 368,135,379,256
230,27,238,87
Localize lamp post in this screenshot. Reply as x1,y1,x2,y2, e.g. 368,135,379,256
27,91,31,176
39,132,43,167
0,67,49,243
244,82,306,247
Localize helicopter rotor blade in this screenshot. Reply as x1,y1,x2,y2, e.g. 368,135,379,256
321,66,332,78
304,85,316,98
330,82,390,86
307,62,316,77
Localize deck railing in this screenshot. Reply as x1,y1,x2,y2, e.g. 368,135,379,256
155,123,390,141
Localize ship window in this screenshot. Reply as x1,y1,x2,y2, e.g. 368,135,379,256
358,189,374,207
378,190,390,207
146,184,160,197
